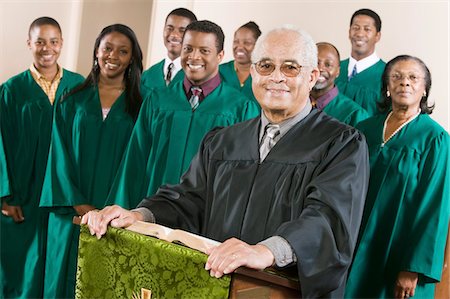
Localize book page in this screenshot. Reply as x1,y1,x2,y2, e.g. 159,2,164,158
126,221,220,254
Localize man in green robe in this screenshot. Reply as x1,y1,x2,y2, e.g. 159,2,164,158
141,8,197,91
0,17,83,299
346,112,450,298
310,42,368,127
335,8,385,116
108,20,260,209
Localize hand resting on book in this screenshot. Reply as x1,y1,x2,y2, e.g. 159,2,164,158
81,205,144,239
81,204,275,279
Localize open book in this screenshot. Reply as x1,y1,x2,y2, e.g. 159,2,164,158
125,221,221,254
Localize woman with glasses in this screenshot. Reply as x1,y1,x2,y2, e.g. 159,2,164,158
219,21,261,105
345,55,450,299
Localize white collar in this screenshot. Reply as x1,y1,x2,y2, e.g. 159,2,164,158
348,52,380,75
164,56,181,74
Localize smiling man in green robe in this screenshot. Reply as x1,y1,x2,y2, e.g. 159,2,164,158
310,42,368,127
0,17,83,299
335,8,385,116
141,8,197,91
108,20,259,209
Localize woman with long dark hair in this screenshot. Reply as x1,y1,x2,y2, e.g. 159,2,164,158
39,24,144,299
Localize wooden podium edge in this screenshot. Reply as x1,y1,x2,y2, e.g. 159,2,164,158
73,216,300,292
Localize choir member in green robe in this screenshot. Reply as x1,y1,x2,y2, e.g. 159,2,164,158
345,55,450,299
108,21,260,209
0,17,83,299
219,21,261,105
335,8,385,116
39,24,144,299
83,26,370,298
311,42,368,127
141,8,197,90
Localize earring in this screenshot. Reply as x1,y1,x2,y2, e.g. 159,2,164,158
94,59,98,71
423,90,427,97
386,90,391,98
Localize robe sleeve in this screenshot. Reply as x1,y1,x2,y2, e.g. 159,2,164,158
402,132,450,282
40,99,87,212
0,98,10,198
276,128,369,298
106,94,154,209
0,84,20,204
241,98,260,121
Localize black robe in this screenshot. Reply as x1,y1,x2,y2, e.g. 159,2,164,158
138,109,369,298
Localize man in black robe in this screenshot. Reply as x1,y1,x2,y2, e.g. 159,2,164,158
83,25,369,298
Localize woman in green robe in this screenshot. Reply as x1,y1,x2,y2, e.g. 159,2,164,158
345,55,450,299
39,24,144,299
219,21,261,106
0,17,84,299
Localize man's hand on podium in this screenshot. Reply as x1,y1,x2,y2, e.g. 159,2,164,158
205,237,275,278
81,205,144,239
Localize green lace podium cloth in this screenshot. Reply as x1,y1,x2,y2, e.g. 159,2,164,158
76,225,231,299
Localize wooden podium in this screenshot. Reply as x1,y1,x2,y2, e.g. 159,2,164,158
74,218,301,299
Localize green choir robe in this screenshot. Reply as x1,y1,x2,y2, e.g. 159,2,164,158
141,59,184,91
335,59,385,116
219,60,259,106
108,80,260,209
39,86,137,299
0,112,10,198
0,69,83,299
345,113,450,298
322,92,369,127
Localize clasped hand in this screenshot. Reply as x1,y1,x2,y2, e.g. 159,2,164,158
81,205,275,278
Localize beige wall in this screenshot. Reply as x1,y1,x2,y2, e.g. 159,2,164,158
1,0,448,130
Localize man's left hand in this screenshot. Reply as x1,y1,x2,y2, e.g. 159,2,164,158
205,237,275,278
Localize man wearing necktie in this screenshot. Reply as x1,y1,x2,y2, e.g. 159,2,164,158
141,8,197,91
335,8,386,116
105,20,259,209
84,25,369,298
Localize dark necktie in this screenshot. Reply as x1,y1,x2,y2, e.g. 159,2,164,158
259,124,281,161
166,62,174,85
348,64,357,81
189,86,202,110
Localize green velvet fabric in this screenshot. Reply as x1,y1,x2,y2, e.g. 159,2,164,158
76,225,231,299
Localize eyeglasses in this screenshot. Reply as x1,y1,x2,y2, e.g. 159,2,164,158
254,60,303,77
389,73,423,83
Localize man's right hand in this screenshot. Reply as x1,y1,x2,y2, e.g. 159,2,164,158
80,205,143,239
1,201,24,223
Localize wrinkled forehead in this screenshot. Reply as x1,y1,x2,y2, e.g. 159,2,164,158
255,33,302,64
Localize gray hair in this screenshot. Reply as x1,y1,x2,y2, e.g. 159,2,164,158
251,25,317,67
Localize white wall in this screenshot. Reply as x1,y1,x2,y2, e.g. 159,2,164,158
1,0,448,130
